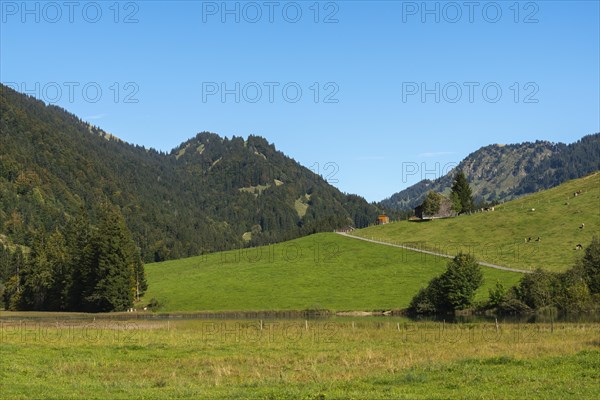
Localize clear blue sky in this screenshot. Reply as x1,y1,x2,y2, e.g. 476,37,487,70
1,1,599,201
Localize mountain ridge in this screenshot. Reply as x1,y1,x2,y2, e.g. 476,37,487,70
0,84,380,262
381,134,600,211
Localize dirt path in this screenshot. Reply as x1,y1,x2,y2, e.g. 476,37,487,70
336,232,532,274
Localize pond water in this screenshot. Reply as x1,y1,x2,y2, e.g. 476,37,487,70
1,310,599,324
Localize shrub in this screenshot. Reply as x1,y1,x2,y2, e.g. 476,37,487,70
408,287,437,314
148,297,161,311
409,253,483,314
513,268,560,309
493,238,599,314
487,280,506,308
496,288,532,314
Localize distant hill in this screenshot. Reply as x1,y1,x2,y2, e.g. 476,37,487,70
381,134,600,211
0,84,380,262
360,173,600,272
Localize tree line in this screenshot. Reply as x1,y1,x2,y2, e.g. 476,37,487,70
408,237,600,315
0,203,146,312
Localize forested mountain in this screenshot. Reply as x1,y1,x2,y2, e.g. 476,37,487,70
0,84,380,263
381,134,600,211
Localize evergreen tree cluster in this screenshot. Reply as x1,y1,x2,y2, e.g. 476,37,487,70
0,203,146,312
514,134,600,195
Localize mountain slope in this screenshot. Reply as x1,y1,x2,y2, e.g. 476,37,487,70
0,84,380,262
382,134,600,211
359,173,600,272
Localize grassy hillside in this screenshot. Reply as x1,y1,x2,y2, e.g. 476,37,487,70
358,172,600,272
142,233,521,312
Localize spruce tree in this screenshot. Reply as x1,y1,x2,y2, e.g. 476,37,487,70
132,247,147,302
2,248,25,310
45,229,69,310
578,236,600,295
19,229,53,310
451,170,474,213
66,209,93,311
0,244,10,282
84,203,136,312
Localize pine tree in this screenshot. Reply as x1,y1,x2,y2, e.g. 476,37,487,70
0,244,10,282
439,253,484,311
2,248,25,310
19,229,54,310
66,209,93,311
132,247,147,303
45,229,69,310
83,203,136,312
450,170,474,213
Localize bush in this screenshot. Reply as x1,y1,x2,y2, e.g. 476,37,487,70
496,288,532,314
148,297,161,311
408,287,437,314
513,268,560,309
492,238,600,314
487,280,506,308
409,253,483,314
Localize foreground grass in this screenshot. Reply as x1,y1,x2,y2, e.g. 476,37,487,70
0,318,598,399
355,172,600,272
141,233,521,312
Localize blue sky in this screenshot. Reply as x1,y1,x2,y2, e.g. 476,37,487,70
1,1,599,201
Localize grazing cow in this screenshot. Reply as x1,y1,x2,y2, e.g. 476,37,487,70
526,237,532,242
580,223,585,229
576,244,583,250
535,237,541,242
530,208,535,212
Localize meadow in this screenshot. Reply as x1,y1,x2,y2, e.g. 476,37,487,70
3,176,597,399
0,316,598,399
140,233,522,312
355,172,600,272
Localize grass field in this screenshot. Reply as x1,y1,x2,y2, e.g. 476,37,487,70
355,172,600,272
140,233,522,312
0,317,598,399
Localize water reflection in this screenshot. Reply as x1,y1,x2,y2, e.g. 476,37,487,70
1,310,599,324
